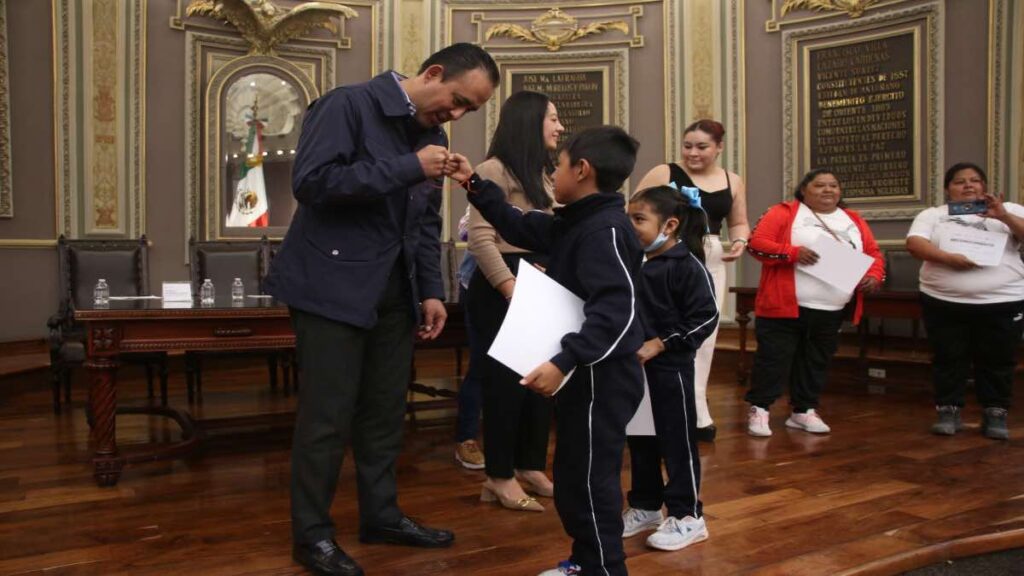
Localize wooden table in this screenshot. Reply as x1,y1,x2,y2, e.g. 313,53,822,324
730,287,922,385
76,298,467,487
75,297,295,486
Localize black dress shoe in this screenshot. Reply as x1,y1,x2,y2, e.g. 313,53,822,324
360,516,455,548
293,539,364,576
695,424,717,443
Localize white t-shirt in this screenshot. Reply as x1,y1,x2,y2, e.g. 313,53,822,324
907,203,1024,304
791,203,864,311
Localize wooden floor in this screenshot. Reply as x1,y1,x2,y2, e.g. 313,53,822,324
0,349,1021,575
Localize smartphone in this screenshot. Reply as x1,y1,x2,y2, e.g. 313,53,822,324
947,200,987,216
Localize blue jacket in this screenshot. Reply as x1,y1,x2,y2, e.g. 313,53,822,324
638,243,719,371
467,179,645,375
264,72,447,328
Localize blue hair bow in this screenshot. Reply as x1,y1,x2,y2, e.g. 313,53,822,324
666,182,710,233
666,181,703,209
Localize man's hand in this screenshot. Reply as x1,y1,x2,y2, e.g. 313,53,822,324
858,276,881,294
417,145,450,179
447,153,474,184
636,337,666,364
418,298,447,340
796,246,820,265
520,361,565,397
721,240,747,262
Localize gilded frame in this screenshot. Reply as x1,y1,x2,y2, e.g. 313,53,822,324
484,49,629,150
183,31,336,252
782,2,943,220
204,57,318,242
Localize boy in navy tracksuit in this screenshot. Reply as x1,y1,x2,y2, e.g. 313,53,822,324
451,126,645,576
622,185,719,551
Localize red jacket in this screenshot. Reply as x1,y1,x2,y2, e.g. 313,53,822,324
747,200,885,325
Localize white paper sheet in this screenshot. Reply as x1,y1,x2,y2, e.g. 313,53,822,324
162,282,194,302
799,235,874,294
938,226,1008,267
626,372,655,436
108,295,161,301
487,263,585,395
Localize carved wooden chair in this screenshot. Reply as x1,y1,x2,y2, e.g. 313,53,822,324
185,236,291,401
48,235,167,413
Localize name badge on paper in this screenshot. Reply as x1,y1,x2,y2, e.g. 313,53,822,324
162,282,193,302
939,226,1008,267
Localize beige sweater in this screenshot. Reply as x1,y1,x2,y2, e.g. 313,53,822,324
468,158,555,289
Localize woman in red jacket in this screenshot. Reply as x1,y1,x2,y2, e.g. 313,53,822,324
744,169,885,437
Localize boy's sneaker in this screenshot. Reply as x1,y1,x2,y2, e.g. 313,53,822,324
646,516,709,551
622,506,664,537
930,405,963,436
982,407,1009,440
747,406,771,437
785,409,831,434
455,440,485,470
537,560,581,575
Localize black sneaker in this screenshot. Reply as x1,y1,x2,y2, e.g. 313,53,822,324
293,539,364,576
930,405,962,436
982,407,1009,440
695,425,717,443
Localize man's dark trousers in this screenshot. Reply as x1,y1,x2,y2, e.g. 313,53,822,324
290,262,413,545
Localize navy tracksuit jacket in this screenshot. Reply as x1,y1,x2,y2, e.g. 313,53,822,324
629,243,718,520
468,180,644,576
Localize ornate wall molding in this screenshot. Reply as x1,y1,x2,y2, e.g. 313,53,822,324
53,0,146,238
184,0,357,56
987,0,1017,202
481,7,637,52
781,2,944,220
0,0,11,219
766,0,909,32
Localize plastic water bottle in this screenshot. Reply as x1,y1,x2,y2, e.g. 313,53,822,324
93,279,109,305
231,277,244,301
200,279,215,306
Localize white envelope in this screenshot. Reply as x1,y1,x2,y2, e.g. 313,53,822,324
799,235,874,294
487,263,584,395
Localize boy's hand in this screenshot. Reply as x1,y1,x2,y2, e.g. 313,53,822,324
521,361,565,397
636,337,666,364
448,153,474,184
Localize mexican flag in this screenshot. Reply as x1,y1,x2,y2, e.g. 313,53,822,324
226,115,269,227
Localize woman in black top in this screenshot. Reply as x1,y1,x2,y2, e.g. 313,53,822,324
634,119,750,442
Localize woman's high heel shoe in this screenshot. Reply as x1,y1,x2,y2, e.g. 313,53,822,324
516,473,554,498
480,485,545,512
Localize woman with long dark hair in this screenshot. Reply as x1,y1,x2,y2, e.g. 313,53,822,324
466,90,564,512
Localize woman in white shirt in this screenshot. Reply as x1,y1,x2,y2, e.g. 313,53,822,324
906,162,1024,440
744,169,885,436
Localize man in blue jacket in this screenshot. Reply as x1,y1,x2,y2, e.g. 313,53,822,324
264,43,498,576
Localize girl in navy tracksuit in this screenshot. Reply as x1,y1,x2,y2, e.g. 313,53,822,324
622,184,719,552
